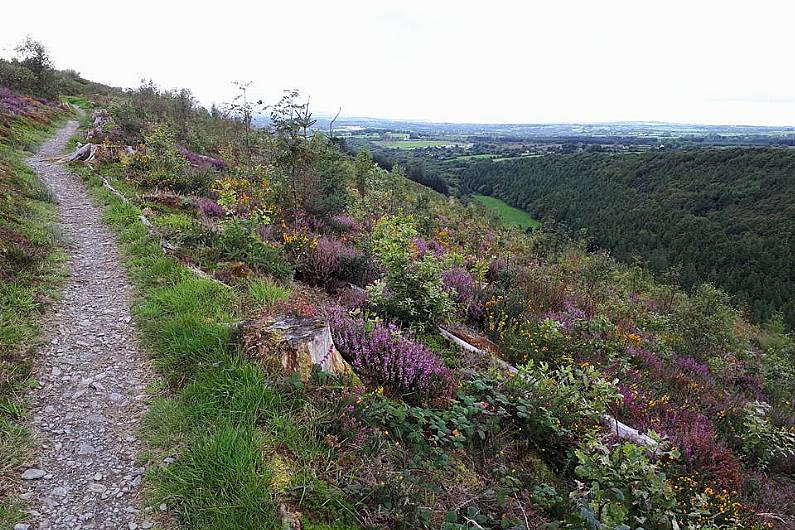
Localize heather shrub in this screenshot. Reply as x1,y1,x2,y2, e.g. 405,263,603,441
329,214,361,234
178,145,225,171
658,408,745,491
337,248,377,286
324,306,455,403
411,237,445,259
195,197,225,218
441,266,484,322
299,236,355,286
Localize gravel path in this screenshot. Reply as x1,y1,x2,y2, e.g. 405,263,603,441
16,121,155,530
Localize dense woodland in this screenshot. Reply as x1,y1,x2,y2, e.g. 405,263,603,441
2,40,795,530
461,150,795,328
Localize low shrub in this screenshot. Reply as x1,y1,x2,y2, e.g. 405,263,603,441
739,401,795,469
213,219,293,280
325,306,455,403
441,266,484,322
569,437,680,530
195,197,225,218
367,215,453,330
300,236,356,286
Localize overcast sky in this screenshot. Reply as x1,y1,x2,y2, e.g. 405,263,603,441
4,0,795,125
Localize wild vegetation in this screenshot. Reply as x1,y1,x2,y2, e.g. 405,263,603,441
2,39,795,529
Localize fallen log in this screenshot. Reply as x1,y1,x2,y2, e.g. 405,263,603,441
439,326,517,374
602,415,659,447
63,142,96,162
60,142,136,164
246,313,353,381
84,171,225,286
101,175,130,204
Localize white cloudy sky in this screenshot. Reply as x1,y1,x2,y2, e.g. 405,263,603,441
3,0,795,125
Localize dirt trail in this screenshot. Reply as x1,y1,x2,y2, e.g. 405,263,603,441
15,121,155,530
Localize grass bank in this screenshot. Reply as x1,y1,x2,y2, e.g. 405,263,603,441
0,114,70,526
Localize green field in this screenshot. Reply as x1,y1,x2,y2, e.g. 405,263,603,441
472,194,540,229
493,153,544,162
455,153,497,161
374,139,459,149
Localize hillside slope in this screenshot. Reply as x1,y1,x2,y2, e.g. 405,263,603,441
3,42,795,529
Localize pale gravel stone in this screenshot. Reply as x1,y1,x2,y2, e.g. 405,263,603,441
18,119,154,529
22,469,46,480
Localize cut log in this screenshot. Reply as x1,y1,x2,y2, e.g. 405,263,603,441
439,326,517,374
137,210,221,283
602,415,660,449
247,314,352,381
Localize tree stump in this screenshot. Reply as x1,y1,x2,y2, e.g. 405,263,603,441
247,314,352,381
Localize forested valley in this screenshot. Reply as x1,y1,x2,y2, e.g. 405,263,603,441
461,149,795,328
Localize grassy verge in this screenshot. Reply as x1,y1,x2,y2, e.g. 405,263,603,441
71,164,360,529
0,115,70,526
472,193,540,229
373,139,460,149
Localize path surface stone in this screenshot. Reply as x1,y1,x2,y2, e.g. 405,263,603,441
17,120,153,529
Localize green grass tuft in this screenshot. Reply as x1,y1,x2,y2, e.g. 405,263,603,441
247,277,291,310
150,425,279,530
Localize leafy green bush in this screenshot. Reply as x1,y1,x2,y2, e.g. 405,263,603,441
505,362,620,452
671,284,743,362
367,215,452,330
739,401,795,469
569,437,679,530
213,219,293,280
129,125,187,189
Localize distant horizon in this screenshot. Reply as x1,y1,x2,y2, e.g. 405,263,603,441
307,113,795,130
5,1,795,127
